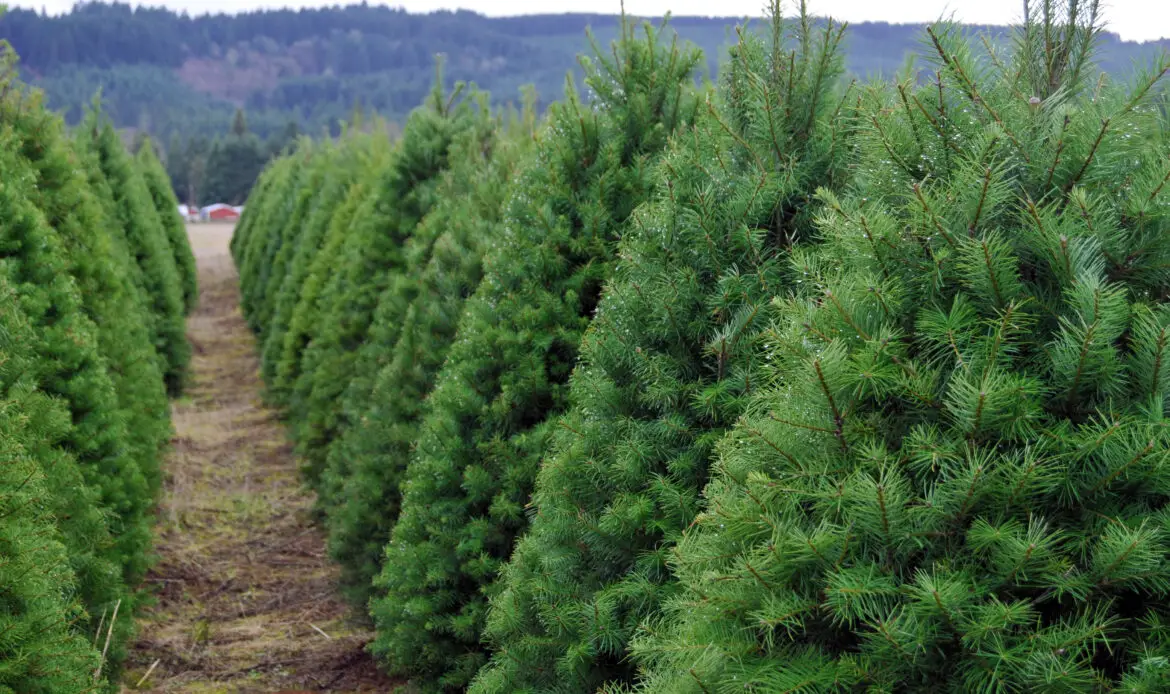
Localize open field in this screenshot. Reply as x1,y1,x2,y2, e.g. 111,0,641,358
123,224,397,694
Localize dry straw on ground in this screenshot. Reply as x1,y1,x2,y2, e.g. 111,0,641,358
123,223,398,694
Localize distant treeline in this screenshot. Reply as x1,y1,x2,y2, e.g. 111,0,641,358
2,2,1167,202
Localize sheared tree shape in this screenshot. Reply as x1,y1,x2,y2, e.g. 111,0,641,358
368,16,702,692
0,274,105,694
272,140,393,404
81,102,191,395
289,70,481,485
0,103,142,682
631,5,1170,691
320,94,534,604
469,5,853,692
137,136,199,314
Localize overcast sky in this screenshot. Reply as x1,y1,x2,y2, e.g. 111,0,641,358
8,1,1170,42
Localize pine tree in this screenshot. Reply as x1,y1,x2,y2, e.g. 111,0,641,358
367,18,702,691
468,7,853,692
234,153,301,332
289,70,480,485
320,94,534,602
80,103,191,395
1,57,171,503
138,135,199,314
0,108,142,681
271,142,393,403
0,273,104,694
632,7,1170,691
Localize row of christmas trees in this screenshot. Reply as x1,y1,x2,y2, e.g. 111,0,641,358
235,1,1170,691
0,45,197,692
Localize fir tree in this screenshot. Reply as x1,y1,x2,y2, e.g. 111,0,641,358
80,104,191,395
271,142,393,403
0,273,104,693
368,18,702,691
632,7,1170,691
137,135,199,314
289,70,479,485
0,113,142,681
1,57,171,502
234,153,301,332
320,94,534,602
468,7,853,692
258,139,360,397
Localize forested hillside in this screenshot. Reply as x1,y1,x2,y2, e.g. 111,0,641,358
4,2,1169,207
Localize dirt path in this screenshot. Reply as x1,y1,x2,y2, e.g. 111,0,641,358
124,223,397,693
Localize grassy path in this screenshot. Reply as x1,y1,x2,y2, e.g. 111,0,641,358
123,223,395,693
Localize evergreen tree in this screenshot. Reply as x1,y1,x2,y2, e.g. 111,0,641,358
632,8,1170,691
289,70,480,485
232,153,297,328
245,143,322,349
138,135,199,314
469,8,854,692
2,57,171,502
80,104,191,395
0,114,142,682
271,144,392,404
260,130,382,403
0,274,104,694
320,94,534,602
368,18,702,691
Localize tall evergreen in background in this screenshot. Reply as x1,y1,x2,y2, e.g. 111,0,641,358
632,4,1170,690
258,137,361,394
368,18,702,691
80,104,191,394
272,143,393,403
321,95,534,603
288,70,481,485
138,135,199,314
469,6,854,692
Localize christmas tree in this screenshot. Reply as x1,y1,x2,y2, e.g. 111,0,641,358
288,69,480,485
368,16,702,691
137,136,199,314
80,104,191,395
471,5,853,691
0,274,104,693
271,140,393,405
320,93,534,602
632,5,1170,691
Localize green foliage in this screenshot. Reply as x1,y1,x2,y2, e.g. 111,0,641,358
0,44,183,690
320,97,535,604
0,275,104,694
137,135,199,313
470,8,856,692
273,146,391,399
630,9,1170,691
368,19,703,691
0,91,145,680
288,74,483,485
80,104,191,395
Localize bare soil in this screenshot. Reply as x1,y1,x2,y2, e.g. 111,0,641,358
123,223,399,693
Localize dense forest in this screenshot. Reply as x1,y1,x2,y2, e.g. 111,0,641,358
3,2,1169,204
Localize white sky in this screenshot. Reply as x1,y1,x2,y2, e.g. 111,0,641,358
7,1,1170,42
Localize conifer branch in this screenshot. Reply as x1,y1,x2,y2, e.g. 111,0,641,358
909,91,963,156
1091,440,1155,492
1064,117,1109,194
913,183,959,248
969,166,993,235
1043,115,1071,191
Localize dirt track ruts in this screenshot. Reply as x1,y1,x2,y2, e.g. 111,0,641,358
123,223,398,694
